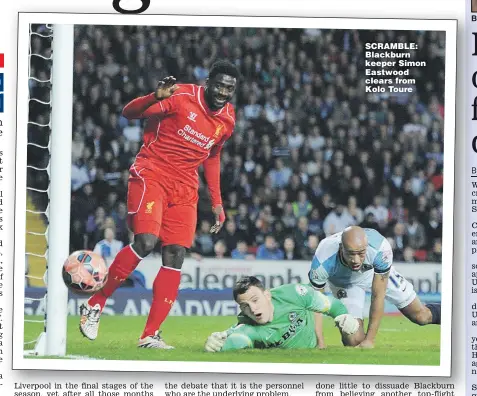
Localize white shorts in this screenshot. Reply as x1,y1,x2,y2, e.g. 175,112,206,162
328,267,416,319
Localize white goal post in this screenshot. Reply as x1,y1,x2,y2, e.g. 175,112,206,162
27,24,74,357
45,23,74,356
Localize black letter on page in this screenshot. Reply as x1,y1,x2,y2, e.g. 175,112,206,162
113,0,151,14
473,33,477,55
472,136,477,153
473,71,477,88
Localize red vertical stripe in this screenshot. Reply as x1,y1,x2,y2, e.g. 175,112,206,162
0,54,4,68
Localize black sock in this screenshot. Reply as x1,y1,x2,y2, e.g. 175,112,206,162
425,303,441,325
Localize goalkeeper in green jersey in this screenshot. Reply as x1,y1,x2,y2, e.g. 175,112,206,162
204,276,359,352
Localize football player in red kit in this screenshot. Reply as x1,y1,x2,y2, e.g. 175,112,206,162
79,60,239,349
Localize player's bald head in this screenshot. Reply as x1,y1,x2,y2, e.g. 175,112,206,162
342,226,367,251
340,227,368,271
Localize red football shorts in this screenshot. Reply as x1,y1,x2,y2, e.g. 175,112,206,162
126,166,198,248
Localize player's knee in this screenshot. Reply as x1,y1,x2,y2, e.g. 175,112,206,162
341,324,365,347
162,244,186,269
342,335,363,347
412,308,432,326
132,234,159,257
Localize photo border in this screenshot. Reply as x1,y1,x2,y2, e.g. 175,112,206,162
13,12,457,376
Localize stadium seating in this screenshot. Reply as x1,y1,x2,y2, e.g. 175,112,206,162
28,26,445,262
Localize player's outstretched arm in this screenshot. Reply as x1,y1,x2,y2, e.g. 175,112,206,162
308,281,328,349
204,326,256,352
122,76,179,119
297,284,359,336
203,139,229,234
359,271,389,348
313,312,326,349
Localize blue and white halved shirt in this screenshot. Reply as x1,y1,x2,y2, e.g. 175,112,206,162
308,228,393,289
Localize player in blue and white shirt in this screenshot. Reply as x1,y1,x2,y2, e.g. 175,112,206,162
308,226,441,349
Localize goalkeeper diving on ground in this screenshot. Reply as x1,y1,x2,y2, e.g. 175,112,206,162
204,276,359,352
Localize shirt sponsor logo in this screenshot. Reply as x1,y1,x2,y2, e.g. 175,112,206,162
177,124,215,150
268,317,304,347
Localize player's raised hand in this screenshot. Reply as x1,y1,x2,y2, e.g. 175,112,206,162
210,204,225,234
154,76,179,100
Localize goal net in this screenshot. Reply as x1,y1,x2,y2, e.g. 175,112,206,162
24,23,73,357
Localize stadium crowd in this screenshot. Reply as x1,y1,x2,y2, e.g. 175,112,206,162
28,25,446,263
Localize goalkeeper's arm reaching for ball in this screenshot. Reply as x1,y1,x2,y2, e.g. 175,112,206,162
204,278,359,352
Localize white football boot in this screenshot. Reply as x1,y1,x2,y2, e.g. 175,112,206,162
79,302,102,340
138,331,174,349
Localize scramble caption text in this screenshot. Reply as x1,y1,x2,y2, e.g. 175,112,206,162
364,42,425,93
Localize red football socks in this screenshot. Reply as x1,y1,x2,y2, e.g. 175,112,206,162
141,266,181,339
88,244,142,310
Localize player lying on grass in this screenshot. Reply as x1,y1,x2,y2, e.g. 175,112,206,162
79,60,240,349
308,226,441,349
203,276,359,352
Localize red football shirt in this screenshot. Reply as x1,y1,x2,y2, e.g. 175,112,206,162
122,84,236,205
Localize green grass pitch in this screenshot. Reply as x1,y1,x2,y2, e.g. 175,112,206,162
24,315,440,365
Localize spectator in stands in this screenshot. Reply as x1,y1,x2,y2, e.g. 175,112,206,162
403,246,417,263
268,158,292,189
292,190,313,218
194,220,215,257
71,183,97,224
281,202,298,231
392,222,408,261
346,195,364,225
300,234,320,261
425,208,443,250
256,235,285,260
27,25,445,262
364,196,389,230
231,241,255,260
234,203,254,244
359,212,380,231
272,189,289,218
70,219,86,252
323,202,356,236
214,240,227,259
220,220,246,257
93,227,124,261
272,220,288,247
307,207,323,237
293,216,311,257
389,197,407,224
427,238,442,262
71,155,90,192
110,201,129,246
406,215,427,250
283,237,298,260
